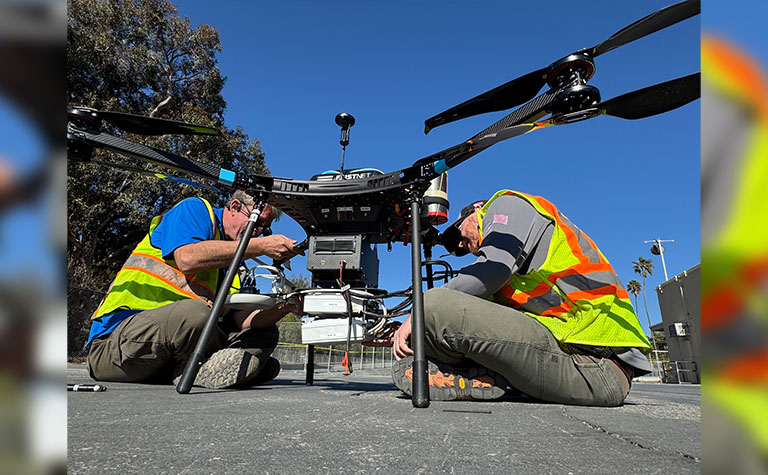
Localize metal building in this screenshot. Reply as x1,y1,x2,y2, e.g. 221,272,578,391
654,264,701,383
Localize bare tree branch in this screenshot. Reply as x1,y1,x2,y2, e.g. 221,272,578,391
150,95,173,117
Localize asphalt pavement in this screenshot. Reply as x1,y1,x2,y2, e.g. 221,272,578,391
68,363,700,474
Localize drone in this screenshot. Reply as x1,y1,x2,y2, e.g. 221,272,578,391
67,0,700,407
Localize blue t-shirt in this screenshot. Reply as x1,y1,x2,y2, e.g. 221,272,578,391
85,198,224,348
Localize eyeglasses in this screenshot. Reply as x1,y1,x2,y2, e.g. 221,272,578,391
238,204,272,237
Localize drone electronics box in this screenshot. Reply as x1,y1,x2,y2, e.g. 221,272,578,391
301,317,365,345
302,291,366,315
306,235,379,287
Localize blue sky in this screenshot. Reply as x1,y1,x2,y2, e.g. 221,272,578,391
702,2,764,56
170,0,701,332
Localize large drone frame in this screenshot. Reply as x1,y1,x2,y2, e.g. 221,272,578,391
68,0,700,408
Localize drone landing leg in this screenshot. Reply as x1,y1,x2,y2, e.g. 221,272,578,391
409,200,430,408
424,245,435,290
305,344,315,385
176,200,265,394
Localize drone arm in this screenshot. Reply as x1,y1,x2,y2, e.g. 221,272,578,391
67,124,273,192
408,121,548,183
409,85,562,181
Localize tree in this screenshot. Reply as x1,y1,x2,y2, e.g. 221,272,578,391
287,273,311,289
632,257,658,367
67,0,270,355
627,279,642,314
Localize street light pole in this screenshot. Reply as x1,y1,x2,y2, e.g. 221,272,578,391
643,238,674,380
644,238,674,281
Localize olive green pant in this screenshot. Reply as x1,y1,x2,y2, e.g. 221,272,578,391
423,288,630,406
87,299,278,384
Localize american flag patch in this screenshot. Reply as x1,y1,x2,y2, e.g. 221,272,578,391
493,214,508,225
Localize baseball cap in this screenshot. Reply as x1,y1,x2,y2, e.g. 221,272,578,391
440,200,484,256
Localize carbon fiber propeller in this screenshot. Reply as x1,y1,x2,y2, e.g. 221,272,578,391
424,0,700,133
598,72,700,120
68,107,220,136
411,73,700,175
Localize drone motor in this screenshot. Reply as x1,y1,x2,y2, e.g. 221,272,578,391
550,83,602,119
67,107,101,162
546,53,596,89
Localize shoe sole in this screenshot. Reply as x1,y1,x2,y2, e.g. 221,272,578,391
392,356,508,401
191,349,262,389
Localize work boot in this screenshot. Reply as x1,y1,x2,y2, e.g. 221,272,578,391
392,355,508,401
246,357,281,386
174,348,263,389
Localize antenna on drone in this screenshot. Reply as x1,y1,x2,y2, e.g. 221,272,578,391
335,112,355,174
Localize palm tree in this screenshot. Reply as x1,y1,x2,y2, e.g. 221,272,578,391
632,257,655,332
633,257,658,371
627,279,642,313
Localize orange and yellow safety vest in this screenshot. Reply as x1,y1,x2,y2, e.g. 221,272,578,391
480,190,651,350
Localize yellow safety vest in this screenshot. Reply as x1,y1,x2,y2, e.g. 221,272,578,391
479,190,651,350
92,198,223,320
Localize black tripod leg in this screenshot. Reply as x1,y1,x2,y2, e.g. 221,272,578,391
176,202,264,394
409,201,430,408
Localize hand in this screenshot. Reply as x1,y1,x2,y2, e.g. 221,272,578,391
255,234,301,260
363,321,400,347
283,294,306,317
392,316,413,360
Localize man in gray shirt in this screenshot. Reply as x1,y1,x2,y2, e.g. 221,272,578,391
391,190,652,406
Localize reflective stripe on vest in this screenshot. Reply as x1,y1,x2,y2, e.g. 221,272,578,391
92,198,221,320
479,190,650,350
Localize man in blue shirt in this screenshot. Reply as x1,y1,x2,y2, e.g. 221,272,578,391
87,190,304,389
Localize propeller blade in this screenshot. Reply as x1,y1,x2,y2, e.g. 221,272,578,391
588,0,700,58
98,110,220,136
83,158,222,192
423,1,700,134
599,72,700,120
423,67,548,134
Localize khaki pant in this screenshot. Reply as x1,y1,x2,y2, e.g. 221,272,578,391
423,288,630,407
87,299,278,384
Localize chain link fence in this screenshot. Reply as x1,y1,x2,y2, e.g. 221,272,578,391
275,322,393,373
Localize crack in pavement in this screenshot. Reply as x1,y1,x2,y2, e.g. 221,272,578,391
561,408,701,464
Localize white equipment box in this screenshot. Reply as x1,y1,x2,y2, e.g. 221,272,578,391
301,317,365,344
223,293,277,310
302,292,365,315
